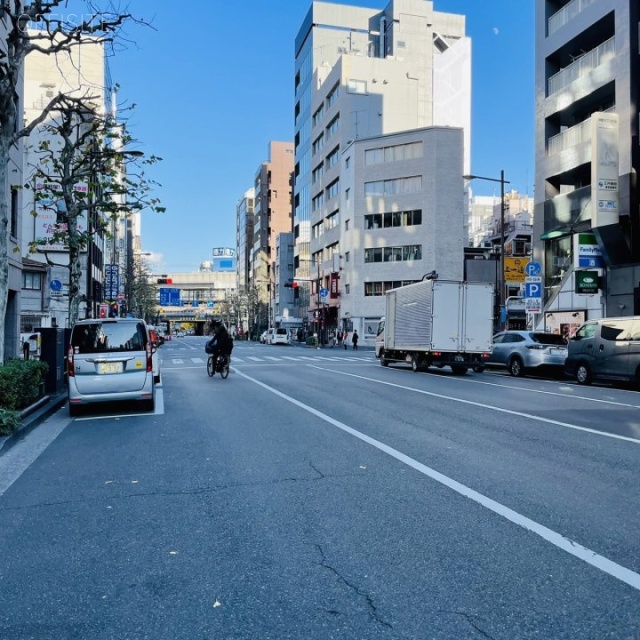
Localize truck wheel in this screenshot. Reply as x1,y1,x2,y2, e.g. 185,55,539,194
411,355,421,372
380,351,389,367
509,356,525,377
575,362,592,385
451,365,468,376
472,364,485,373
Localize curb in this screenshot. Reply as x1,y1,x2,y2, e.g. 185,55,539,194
0,391,68,458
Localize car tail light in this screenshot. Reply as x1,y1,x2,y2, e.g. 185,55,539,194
67,345,75,377
146,342,153,373
526,344,545,349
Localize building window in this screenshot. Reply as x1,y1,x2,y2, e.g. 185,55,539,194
326,178,339,199
312,103,324,127
326,146,339,169
326,82,340,108
312,192,324,211
364,245,422,263
345,156,350,169
326,114,340,138
312,163,324,184
23,272,42,290
365,209,422,229
345,251,350,263
347,79,367,94
345,219,349,231
365,141,423,165
345,188,350,201
312,133,324,155
364,280,420,296
364,176,422,196
345,283,350,295
325,210,338,230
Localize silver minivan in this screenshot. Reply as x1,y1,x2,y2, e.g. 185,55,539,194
67,318,156,415
565,316,640,386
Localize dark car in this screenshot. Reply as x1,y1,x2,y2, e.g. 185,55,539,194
485,330,568,377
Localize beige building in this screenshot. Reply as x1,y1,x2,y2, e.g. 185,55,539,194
21,32,107,328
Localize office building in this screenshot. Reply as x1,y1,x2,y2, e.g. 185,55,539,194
294,0,471,341
534,0,639,324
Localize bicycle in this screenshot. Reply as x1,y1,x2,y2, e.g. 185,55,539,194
207,353,230,379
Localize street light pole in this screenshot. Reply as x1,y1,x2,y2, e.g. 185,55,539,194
464,170,510,328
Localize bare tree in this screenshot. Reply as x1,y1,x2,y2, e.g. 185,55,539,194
0,2,150,360
26,96,163,326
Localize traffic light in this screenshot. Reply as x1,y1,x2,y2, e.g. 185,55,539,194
284,279,294,288
157,278,173,284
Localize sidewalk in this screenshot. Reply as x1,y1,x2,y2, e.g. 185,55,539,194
0,390,67,458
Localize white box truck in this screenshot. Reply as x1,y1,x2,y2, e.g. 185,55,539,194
375,279,494,375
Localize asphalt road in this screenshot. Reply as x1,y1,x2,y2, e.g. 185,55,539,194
1,337,639,639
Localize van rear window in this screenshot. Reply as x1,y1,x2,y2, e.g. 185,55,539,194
530,333,567,345
71,322,147,353
276,328,287,335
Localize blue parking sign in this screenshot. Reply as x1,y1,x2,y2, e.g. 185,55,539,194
524,282,542,298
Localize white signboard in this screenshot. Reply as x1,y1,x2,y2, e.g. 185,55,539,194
524,298,542,313
34,181,88,251
591,112,619,228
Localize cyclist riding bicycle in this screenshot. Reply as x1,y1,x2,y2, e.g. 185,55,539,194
206,321,234,370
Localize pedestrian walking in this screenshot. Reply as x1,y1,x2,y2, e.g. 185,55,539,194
352,330,359,350
343,331,348,350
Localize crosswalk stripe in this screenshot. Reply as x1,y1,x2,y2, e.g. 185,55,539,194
172,359,184,364
191,357,204,364
282,356,298,361
246,356,264,361
264,356,281,361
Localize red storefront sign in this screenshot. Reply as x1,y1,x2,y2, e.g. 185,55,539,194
330,272,339,299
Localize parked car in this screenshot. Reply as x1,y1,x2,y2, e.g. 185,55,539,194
270,327,291,345
565,316,640,386
67,318,156,416
485,330,568,377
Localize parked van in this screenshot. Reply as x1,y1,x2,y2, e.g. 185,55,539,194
565,316,640,386
67,318,156,416
270,327,291,345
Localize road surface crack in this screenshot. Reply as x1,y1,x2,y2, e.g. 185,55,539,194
314,543,392,629
441,610,495,639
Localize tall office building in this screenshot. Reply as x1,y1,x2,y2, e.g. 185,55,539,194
534,0,639,322
293,0,470,340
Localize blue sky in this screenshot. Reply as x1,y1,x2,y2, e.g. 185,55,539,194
109,0,534,273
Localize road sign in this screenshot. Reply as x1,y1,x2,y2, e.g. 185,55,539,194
159,287,181,306
524,282,542,298
525,261,541,277
525,298,542,313
319,288,328,298
50,279,62,291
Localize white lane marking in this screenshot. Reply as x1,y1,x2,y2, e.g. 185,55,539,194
310,366,640,445
234,368,640,592
190,357,204,364
0,408,70,496
264,356,281,361
282,356,299,361
451,373,640,409
172,359,184,364
246,356,264,362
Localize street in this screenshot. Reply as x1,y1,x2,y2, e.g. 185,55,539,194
1,338,639,640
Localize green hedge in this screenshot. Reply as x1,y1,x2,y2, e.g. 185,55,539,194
0,359,49,436
306,336,317,347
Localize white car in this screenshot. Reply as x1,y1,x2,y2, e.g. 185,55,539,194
270,328,291,345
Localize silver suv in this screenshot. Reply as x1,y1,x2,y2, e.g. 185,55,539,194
486,330,568,377
67,318,156,416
